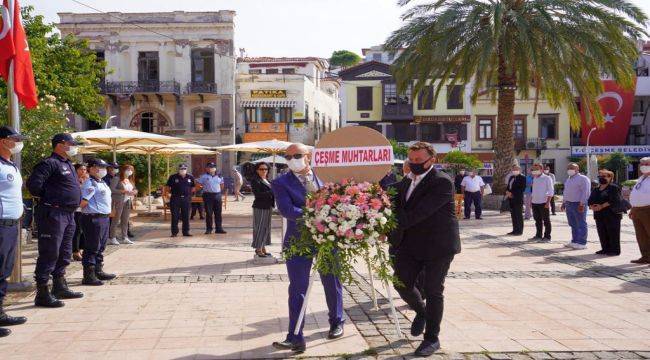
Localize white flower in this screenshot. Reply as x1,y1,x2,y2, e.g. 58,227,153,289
328,223,337,231
379,217,387,225
327,235,335,241
384,208,392,216
355,229,363,236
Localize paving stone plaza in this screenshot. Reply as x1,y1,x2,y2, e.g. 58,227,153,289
2,199,649,359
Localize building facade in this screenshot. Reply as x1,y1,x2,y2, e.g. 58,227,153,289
57,11,237,172
236,57,340,146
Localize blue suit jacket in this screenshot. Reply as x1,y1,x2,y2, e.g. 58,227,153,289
271,172,321,248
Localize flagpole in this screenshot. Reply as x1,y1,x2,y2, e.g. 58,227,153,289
7,58,30,291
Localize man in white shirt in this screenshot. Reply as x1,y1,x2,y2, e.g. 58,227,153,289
630,157,650,264
460,170,485,219
530,163,554,242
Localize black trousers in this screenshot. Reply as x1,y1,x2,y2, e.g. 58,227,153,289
203,193,223,232
0,223,18,300
509,199,524,234
191,202,204,219
34,207,75,285
550,196,556,215
72,212,85,252
532,203,551,239
394,252,454,342
594,210,621,254
80,215,109,266
170,196,191,236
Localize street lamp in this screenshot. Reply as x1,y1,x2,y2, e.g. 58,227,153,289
105,115,117,129
585,126,597,180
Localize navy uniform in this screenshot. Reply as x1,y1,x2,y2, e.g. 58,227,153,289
166,164,195,237
196,162,226,234
0,127,28,337
80,158,116,286
27,133,83,307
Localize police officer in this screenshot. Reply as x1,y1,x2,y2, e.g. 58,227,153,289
103,161,119,184
196,162,226,235
80,158,116,286
27,133,83,307
165,164,195,237
0,127,28,337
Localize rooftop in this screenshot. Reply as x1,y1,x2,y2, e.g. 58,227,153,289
57,10,236,25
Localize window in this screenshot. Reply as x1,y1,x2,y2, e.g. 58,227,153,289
140,112,164,133
193,109,212,133
447,85,463,109
282,68,295,74
514,116,525,139
372,53,382,62
384,83,397,105
95,51,105,83
539,114,558,139
390,123,417,142
249,69,262,74
266,68,279,74
417,86,434,110
357,87,373,111
261,107,276,123
477,117,494,140
279,108,292,122
420,123,441,142
191,49,215,83
137,52,159,84
244,107,257,124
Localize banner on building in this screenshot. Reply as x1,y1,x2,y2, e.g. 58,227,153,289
250,89,287,98
579,79,635,146
571,145,650,156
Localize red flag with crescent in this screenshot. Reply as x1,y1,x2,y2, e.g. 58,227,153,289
580,79,635,146
0,0,38,109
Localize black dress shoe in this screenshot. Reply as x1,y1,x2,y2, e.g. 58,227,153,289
171,234,178,238
0,328,10,337
414,340,441,356
605,252,621,256
215,229,227,234
506,231,516,235
272,340,306,353
411,313,426,336
595,250,606,255
183,234,192,237
328,324,344,339
0,311,26,327
205,230,213,234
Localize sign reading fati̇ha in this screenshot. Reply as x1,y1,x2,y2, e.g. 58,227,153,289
312,146,394,167
250,90,287,98
571,145,650,156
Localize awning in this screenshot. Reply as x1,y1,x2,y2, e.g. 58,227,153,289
240,100,296,108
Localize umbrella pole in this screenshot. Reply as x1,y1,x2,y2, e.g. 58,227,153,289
272,153,277,179
166,156,170,178
113,143,117,163
148,153,152,213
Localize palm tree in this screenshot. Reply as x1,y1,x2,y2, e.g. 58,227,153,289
386,0,646,193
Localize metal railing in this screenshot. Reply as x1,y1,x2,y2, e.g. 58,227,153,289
99,80,181,94
186,82,218,94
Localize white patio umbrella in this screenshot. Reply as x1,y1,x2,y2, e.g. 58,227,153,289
216,139,313,178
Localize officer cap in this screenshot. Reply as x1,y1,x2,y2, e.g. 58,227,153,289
108,162,120,169
206,162,217,168
52,133,81,147
87,158,109,168
0,126,25,141
178,163,188,170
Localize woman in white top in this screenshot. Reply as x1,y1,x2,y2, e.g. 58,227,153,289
109,165,137,244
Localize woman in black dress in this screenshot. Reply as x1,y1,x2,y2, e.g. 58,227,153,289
588,169,622,256
250,162,274,257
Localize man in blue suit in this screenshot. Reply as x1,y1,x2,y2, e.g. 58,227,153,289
271,143,344,353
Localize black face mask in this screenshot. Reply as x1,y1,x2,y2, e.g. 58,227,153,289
410,157,433,175
598,176,608,185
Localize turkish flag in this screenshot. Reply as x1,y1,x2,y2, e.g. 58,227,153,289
579,79,635,146
0,0,38,109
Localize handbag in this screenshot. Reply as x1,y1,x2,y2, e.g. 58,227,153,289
483,183,493,195
500,196,511,213
610,198,632,214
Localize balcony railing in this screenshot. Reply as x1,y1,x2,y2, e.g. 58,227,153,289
518,137,547,151
99,81,181,94
186,82,218,94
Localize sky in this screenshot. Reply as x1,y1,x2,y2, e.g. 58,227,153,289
24,0,650,59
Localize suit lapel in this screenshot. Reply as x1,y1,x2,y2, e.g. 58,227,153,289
399,177,411,207
405,169,436,208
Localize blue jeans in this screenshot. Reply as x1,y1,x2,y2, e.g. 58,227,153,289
565,202,587,245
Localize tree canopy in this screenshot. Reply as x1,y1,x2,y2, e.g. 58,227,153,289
329,50,362,69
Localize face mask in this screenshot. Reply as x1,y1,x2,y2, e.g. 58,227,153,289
8,141,23,154
567,169,576,176
287,158,307,173
512,170,520,176
598,176,608,185
209,168,216,174
459,171,465,175
409,157,432,176
641,166,650,174
532,170,542,176
65,145,78,157
469,172,475,177
179,170,187,176
544,170,550,174
125,170,133,177
97,169,108,178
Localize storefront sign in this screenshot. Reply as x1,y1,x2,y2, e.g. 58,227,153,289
293,112,304,118
414,115,471,123
571,145,650,156
250,89,287,98
313,146,393,168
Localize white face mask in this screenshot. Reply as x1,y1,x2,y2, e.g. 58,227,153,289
567,169,576,176
65,145,78,157
8,141,23,154
459,171,465,175
543,170,550,174
532,170,542,176
97,169,108,178
179,169,187,176
287,158,307,173
208,168,216,175
512,170,520,176
641,165,650,174
125,170,133,177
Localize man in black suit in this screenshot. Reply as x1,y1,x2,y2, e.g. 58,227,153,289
390,142,461,357
506,164,527,236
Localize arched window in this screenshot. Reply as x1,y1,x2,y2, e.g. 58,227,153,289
130,111,169,134
193,109,213,133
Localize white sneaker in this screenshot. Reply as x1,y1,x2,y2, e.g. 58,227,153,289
570,243,587,250
121,237,134,244
564,242,574,248
108,238,120,245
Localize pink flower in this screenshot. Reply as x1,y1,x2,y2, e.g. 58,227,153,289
360,205,369,212
315,222,326,233
340,195,351,204
355,233,364,240
370,198,383,210
346,185,360,196
344,229,353,238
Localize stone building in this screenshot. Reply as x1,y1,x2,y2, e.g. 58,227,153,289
57,11,237,172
